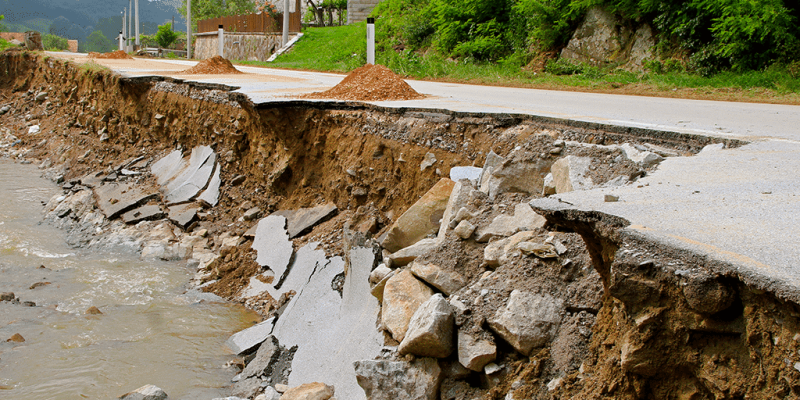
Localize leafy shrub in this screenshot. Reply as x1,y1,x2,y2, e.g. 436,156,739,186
43,34,69,51
155,23,178,49
545,58,584,75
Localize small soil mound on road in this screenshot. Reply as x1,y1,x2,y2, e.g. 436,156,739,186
89,50,134,60
180,55,242,74
302,64,424,101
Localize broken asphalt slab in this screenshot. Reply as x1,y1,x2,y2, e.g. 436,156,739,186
253,214,294,281
271,203,338,239
530,140,800,303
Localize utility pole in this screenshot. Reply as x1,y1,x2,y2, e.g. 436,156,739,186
135,0,140,47
128,0,132,48
122,8,127,49
186,0,192,59
282,0,289,46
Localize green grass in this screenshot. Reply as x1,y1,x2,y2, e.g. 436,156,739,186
234,24,800,104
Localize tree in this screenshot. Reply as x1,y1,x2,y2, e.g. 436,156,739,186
178,0,255,29
84,30,113,53
43,33,69,50
154,22,178,48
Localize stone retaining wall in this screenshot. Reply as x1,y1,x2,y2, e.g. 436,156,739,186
194,32,292,61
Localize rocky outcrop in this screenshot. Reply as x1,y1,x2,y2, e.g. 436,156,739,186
560,6,655,70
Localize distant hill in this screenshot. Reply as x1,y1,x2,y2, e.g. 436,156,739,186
0,0,187,36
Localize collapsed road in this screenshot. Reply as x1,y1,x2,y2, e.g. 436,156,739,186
1,49,800,400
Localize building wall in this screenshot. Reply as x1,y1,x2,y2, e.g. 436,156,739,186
67,40,78,53
195,32,291,61
347,0,383,24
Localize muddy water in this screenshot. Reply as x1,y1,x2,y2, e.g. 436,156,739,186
0,160,259,399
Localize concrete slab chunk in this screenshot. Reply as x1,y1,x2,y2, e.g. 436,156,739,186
388,238,441,267
165,152,217,204
151,149,184,186
449,166,482,184
489,290,565,356
167,203,199,229
225,317,277,355
475,203,547,242
410,262,466,296
354,358,442,400
197,162,221,207
121,204,164,224
253,215,294,281
93,183,159,220
273,203,338,239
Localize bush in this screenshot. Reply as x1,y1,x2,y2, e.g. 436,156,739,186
43,34,69,51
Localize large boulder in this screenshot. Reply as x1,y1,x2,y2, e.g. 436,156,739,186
479,151,550,200
560,6,654,70
388,238,440,267
550,156,593,194
381,269,434,342
489,290,566,355
354,358,443,400
398,294,455,358
381,179,455,252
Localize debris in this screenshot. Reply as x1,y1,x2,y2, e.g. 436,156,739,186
85,306,103,315
453,220,476,240
90,50,133,59
420,152,437,171
7,333,25,342
93,183,159,220
388,238,440,267
272,203,338,239
449,166,482,184
121,205,164,224
475,203,546,242
604,194,619,202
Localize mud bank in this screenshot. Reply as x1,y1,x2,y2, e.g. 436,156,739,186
2,51,798,400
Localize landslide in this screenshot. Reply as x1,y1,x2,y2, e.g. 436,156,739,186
5,51,792,400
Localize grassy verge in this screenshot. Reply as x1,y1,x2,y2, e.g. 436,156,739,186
0,38,14,52
235,25,800,105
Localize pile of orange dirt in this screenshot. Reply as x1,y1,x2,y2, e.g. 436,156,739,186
88,50,134,60
301,64,425,101
179,55,242,74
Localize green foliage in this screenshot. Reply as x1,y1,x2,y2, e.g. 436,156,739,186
512,0,584,50
155,23,179,48
545,58,584,75
42,33,69,51
0,38,12,51
85,30,113,53
0,14,5,32
179,0,255,29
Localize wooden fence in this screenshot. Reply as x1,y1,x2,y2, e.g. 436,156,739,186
197,0,302,34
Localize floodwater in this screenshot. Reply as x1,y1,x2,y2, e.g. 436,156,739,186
0,159,259,399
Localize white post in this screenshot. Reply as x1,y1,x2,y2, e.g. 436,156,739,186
218,25,224,58
366,17,375,64
128,0,132,49
282,0,289,46
186,0,192,59
135,0,140,46
118,31,124,51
